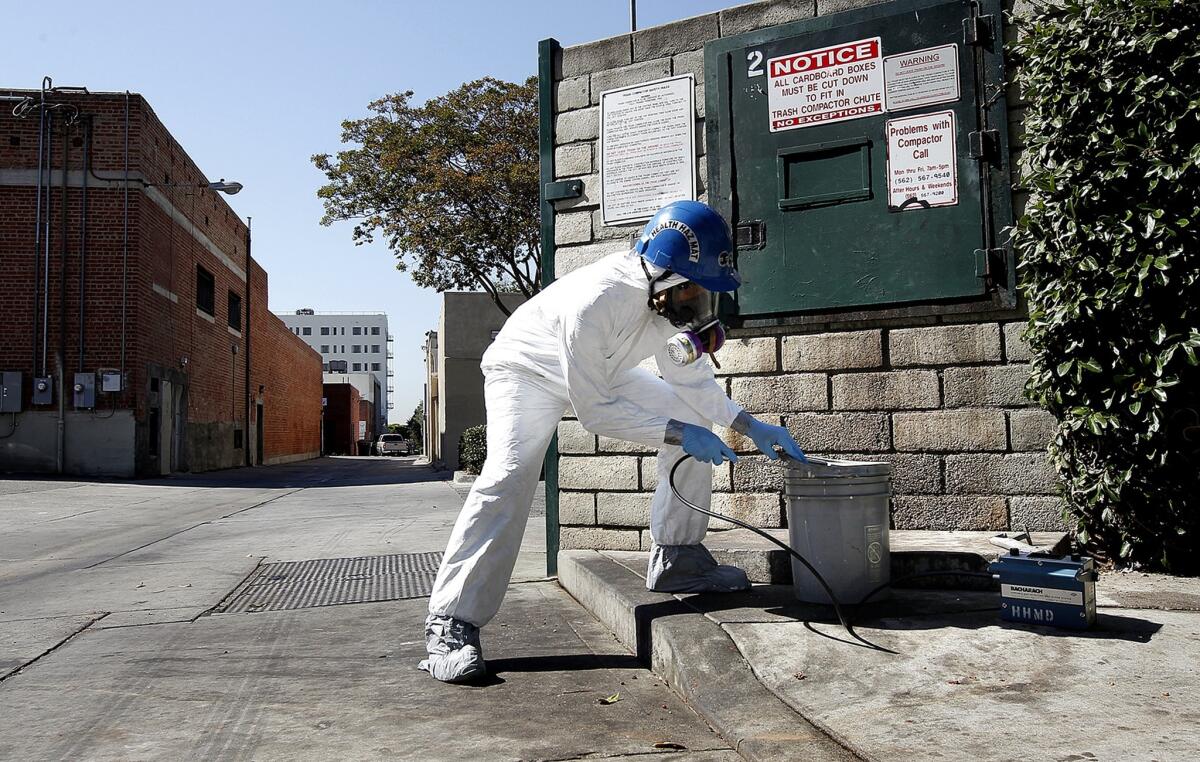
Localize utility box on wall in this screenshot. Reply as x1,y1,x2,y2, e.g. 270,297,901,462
0,372,21,413
705,0,1013,323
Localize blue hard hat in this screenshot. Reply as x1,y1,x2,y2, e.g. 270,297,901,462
634,200,740,292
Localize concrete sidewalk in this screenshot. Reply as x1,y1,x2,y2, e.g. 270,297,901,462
560,548,1200,761
0,457,738,760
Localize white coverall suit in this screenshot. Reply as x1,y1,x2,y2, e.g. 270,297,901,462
428,249,743,627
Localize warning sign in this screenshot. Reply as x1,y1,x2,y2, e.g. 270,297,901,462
767,37,884,132
886,110,957,210
884,44,960,112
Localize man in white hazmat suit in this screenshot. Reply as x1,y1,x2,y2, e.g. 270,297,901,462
420,200,806,683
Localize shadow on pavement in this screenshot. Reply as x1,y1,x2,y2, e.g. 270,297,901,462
1,456,451,490
487,653,643,674
629,584,1164,662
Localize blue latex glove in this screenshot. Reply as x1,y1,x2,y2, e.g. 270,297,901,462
679,422,738,465
739,414,807,462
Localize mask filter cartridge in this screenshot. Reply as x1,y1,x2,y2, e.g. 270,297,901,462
665,321,726,366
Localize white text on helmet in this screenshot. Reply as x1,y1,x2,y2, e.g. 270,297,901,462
649,219,702,263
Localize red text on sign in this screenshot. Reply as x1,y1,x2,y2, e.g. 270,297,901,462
768,39,881,78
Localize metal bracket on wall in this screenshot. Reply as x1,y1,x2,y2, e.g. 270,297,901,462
544,179,584,202
735,220,766,250
974,247,1007,285
969,129,1001,162
963,14,994,46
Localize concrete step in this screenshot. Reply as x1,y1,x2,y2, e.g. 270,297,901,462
558,549,857,762
706,529,1071,587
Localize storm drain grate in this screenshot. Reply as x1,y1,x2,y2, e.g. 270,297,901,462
215,552,442,613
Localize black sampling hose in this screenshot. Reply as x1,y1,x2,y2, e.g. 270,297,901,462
667,454,997,641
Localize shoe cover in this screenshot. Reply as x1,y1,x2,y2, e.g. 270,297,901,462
417,614,487,683
646,543,751,593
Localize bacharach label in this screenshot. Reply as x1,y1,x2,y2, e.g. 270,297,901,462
1001,583,1083,605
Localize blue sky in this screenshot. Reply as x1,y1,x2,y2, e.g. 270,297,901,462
3,1,734,422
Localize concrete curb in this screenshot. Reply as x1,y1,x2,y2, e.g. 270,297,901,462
558,549,857,761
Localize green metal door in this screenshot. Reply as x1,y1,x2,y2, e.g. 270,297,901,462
706,0,1011,320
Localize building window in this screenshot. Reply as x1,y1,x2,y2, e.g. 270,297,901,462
320,344,330,353
341,327,345,335
329,360,347,373
227,291,242,330
371,327,380,335
321,327,330,336
352,362,362,371
233,429,243,449
196,265,215,315
353,326,362,335
351,344,360,353
371,362,381,371
322,363,329,371
371,344,381,353
302,327,312,335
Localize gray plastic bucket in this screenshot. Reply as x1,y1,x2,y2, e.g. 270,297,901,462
784,457,892,604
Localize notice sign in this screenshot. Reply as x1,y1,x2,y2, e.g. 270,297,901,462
884,44,960,112
600,75,696,225
767,37,884,132
886,110,957,210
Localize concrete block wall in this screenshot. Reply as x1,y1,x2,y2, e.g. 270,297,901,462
550,0,1063,552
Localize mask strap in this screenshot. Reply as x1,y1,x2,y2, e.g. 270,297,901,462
641,258,675,314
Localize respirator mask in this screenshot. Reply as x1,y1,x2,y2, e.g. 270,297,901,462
650,279,726,368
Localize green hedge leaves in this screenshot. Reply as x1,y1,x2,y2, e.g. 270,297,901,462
1013,0,1200,572
459,425,488,476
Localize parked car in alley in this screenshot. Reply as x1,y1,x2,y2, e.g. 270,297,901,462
375,434,410,456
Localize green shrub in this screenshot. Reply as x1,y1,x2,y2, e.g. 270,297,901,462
458,425,488,475
1013,0,1200,572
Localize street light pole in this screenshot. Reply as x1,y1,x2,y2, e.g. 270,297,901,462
244,216,252,467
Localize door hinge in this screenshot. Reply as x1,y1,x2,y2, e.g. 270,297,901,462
544,179,584,202
969,129,1000,162
974,248,1006,283
963,14,995,47
735,220,766,250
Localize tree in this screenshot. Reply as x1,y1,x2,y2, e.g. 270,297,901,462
313,77,540,316
408,401,424,448
387,423,410,437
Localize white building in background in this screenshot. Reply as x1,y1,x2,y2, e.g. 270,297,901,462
276,310,392,434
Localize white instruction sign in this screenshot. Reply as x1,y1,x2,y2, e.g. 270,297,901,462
767,37,884,132
886,110,958,210
600,74,696,225
884,44,960,112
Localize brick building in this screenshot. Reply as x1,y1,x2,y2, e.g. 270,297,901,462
321,382,362,456
542,0,1066,554
0,86,321,476
321,372,380,454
